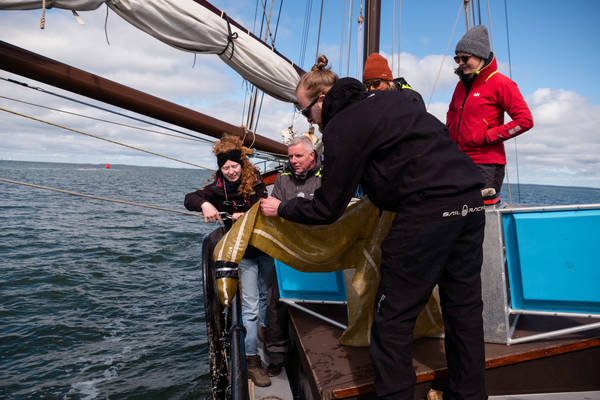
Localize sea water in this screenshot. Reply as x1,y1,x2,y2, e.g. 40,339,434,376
1,160,600,399
1,161,216,399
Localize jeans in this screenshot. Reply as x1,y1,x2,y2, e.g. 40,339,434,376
239,254,274,356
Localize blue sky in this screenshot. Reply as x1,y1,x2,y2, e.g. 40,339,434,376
1,0,599,189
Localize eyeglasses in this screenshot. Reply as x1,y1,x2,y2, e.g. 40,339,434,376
453,55,472,64
300,95,320,118
364,79,383,89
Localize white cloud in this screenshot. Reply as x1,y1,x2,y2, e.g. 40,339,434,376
377,51,457,104
504,88,600,188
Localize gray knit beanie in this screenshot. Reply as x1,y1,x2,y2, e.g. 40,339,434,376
455,25,490,60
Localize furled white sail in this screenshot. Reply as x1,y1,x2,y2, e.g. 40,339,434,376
0,0,301,103
0,1,103,10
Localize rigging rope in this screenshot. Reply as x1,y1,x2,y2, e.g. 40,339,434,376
339,0,348,73
273,0,284,41
315,0,324,61
0,76,213,143
263,0,275,45
345,0,354,76
427,1,463,107
104,3,111,46
40,0,46,29
300,0,313,68
0,106,207,169
0,94,213,144
397,0,402,77
357,3,363,80
392,0,396,74
503,0,520,203
486,0,494,52
0,177,231,219
463,0,471,31
251,0,282,135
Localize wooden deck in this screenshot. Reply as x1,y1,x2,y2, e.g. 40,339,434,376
286,304,600,400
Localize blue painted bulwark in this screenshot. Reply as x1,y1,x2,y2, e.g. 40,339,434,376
503,208,600,314
275,260,347,303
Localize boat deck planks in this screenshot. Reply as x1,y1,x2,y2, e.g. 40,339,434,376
287,304,600,400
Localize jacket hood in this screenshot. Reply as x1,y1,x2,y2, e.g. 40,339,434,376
321,78,369,129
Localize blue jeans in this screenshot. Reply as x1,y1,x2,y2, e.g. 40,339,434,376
239,254,274,356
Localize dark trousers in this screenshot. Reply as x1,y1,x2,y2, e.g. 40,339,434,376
476,164,505,196
370,191,487,400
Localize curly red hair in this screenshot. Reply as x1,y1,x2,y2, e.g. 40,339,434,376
213,134,261,197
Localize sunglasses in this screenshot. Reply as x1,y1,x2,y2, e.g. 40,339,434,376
453,55,472,64
364,79,383,89
300,95,320,118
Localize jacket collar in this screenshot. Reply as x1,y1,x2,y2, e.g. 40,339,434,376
284,155,321,181
475,53,498,81
458,52,497,86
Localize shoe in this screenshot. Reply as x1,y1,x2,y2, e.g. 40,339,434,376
267,363,283,376
246,355,271,387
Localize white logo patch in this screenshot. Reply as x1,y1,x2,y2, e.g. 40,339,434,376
442,205,485,217
461,204,469,216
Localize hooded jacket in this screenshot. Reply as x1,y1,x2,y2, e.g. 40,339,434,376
278,78,484,225
446,55,533,165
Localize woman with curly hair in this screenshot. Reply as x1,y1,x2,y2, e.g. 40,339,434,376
184,134,273,387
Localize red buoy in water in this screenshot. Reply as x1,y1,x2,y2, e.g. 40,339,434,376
105,163,110,169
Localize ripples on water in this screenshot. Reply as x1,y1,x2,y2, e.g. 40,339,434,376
1,161,217,399
1,161,600,399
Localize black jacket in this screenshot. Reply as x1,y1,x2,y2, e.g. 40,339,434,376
278,78,484,225
185,172,267,257
185,171,267,229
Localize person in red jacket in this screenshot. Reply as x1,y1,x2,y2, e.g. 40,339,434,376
447,25,533,204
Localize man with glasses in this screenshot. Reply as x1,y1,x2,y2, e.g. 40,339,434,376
261,55,488,400
447,25,533,205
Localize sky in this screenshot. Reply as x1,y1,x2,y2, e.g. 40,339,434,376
1,0,600,188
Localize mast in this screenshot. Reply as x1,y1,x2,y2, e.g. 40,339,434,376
0,40,287,155
363,0,381,65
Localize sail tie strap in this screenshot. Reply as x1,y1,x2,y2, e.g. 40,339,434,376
217,15,238,60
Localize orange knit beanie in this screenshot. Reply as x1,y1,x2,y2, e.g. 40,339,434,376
362,53,393,82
